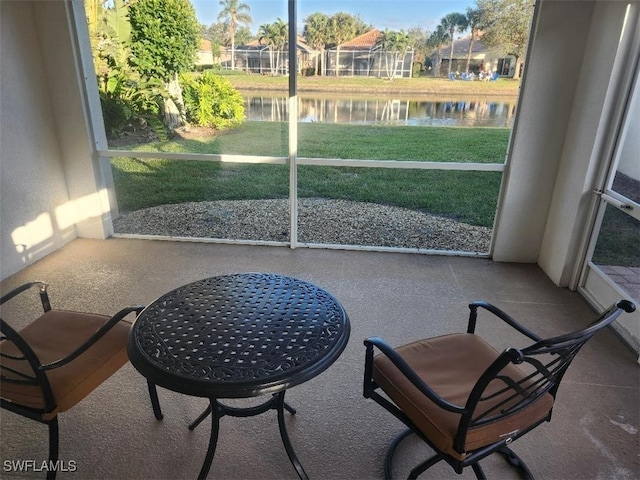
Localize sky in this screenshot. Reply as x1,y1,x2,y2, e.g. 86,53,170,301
191,0,475,33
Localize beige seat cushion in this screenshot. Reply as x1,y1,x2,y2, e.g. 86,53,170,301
1,310,130,419
373,333,554,460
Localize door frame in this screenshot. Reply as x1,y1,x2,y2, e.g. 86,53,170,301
575,3,640,357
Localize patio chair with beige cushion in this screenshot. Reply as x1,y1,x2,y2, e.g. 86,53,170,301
0,281,160,480
363,299,635,479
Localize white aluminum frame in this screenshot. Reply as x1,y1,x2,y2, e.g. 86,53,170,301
79,0,510,257
576,3,640,356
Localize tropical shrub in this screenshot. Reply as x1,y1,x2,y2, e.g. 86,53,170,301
99,68,168,139
181,72,245,130
412,62,423,78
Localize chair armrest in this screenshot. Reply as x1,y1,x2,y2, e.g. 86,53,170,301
0,281,51,312
364,337,465,414
467,301,542,341
522,299,636,354
40,305,145,371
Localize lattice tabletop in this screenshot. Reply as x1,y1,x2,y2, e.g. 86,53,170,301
128,273,350,398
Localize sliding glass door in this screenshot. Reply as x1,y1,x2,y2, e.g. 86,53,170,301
579,56,640,351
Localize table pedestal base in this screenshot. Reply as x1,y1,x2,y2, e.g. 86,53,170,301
189,391,308,480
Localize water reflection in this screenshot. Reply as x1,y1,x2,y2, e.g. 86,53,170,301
244,95,517,128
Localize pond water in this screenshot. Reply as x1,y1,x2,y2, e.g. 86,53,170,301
243,94,518,128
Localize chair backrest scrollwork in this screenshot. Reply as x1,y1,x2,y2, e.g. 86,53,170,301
455,300,635,452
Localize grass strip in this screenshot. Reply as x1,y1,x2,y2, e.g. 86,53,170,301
118,122,510,163
111,123,507,227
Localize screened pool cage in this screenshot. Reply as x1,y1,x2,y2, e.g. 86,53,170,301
217,47,414,78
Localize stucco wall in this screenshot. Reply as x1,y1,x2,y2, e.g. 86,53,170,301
0,2,75,280
0,1,110,281
493,1,631,288
493,1,596,264
538,1,631,286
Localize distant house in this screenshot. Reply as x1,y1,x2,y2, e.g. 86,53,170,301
325,29,414,78
195,39,214,69
219,37,320,75
431,35,518,77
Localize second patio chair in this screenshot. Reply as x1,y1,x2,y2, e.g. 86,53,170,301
363,299,635,479
0,281,161,479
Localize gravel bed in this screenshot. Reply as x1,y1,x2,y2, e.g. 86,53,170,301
113,198,491,252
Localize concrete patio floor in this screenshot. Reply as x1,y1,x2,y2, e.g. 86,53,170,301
0,238,638,479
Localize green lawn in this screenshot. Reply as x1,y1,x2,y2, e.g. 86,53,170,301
216,71,521,97
111,122,509,227
119,121,510,162
592,206,640,267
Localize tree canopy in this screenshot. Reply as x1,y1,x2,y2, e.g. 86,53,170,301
303,12,330,75
128,0,199,81
426,25,450,76
477,0,534,78
258,19,288,75
406,26,430,68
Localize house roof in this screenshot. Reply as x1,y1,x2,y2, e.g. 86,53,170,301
440,34,487,58
294,36,315,53
199,39,212,52
339,29,382,49
242,38,268,48
241,36,317,53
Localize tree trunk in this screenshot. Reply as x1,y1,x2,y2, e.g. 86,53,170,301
385,53,391,79
270,48,275,75
231,37,235,70
164,74,185,130
465,34,475,73
447,34,455,75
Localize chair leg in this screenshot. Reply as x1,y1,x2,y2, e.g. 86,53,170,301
471,462,488,480
384,428,443,480
46,417,59,480
384,428,413,480
147,381,163,420
408,454,442,480
497,447,535,479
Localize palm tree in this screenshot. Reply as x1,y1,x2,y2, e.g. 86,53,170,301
426,25,449,76
303,12,330,75
375,29,411,79
217,0,252,70
258,19,288,75
329,12,357,77
465,8,482,74
258,23,277,75
271,18,288,74
441,12,469,75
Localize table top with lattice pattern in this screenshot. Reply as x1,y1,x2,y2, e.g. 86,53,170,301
127,273,350,398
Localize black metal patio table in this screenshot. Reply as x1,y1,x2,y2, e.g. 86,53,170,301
127,273,350,480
